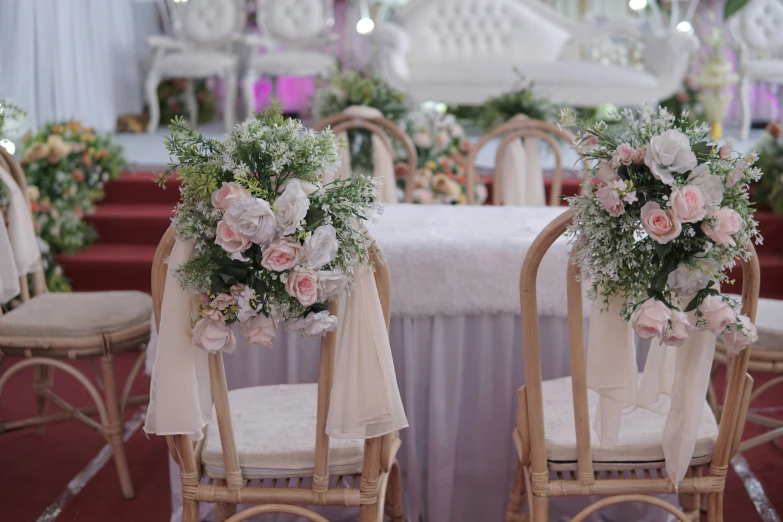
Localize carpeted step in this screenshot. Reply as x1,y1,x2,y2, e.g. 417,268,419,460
56,244,157,294
86,204,174,246
755,211,783,256
101,170,180,206
724,253,783,299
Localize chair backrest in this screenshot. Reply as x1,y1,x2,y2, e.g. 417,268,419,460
313,112,418,203
729,0,783,56
519,210,760,487
465,118,574,206
169,0,247,47
255,0,334,46
152,225,392,495
0,147,47,302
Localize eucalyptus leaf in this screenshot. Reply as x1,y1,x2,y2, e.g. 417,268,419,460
724,0,750,20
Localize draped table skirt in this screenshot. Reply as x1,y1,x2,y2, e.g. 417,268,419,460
156,313,672,522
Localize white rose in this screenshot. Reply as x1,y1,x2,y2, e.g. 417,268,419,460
241,314,277,348
686,163,724,208
278,178,318,195
275,179,310,236
667,260,715,299
317,269,349,300
287,310,338,337
225,196,277,245
643,129,698,185
301,225,339,269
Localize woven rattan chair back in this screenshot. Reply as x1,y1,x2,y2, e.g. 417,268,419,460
152,226,403,522
508,209,760,522
313,112,417,204
465,118,576,206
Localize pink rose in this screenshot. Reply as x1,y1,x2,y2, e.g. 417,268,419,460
241,314,277,348
726,161,744,188
285,269,319,307
458,140,472,153
436,132,449,148
699,295,737,335
662,310,694,347
414,133,432,148
632,146,646,165
719,143,732,159
204,309,224,322
641,202,682,244
211,182,249,211
596,184,625,216
261,238,302,272
669,185,706,223
194,293,210,306
412,187,433,204
582,133,599,147
720,314,758,355
211,293,236,310
631,298,671,340
192,318,236,353
613,143,636,166
215,218,251,253
597,160,616,181
701,208,741,246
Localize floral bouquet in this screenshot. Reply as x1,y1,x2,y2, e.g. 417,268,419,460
313,69,408,175
563,105,761,354
157,106,379,352
402,110,487,205
752,122,783,215
20,120,124,291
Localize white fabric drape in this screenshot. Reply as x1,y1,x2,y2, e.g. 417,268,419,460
0,167,41,302
499,115,545,206
334,106,397,203
153,314,672,522
0,0,142,132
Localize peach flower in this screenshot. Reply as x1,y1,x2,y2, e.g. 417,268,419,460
669,185,706,223
211,182,249,211
640,201,682,244
661,310,694,347
699,295,736,335
720,314,758,355
210,293,236,310
701,208,741,246
612,143,636,166
192,318,236,353
596,185,624,216
241,314,277,348
215,218,251,253
261,238,302,272
285,269,319,307
631,298,671,340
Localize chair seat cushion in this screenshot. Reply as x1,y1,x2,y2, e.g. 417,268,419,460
0,291,152,338
158,51,239,77
202,383,365,479
541,375,718,464
745,59,783,83
248,51,335,77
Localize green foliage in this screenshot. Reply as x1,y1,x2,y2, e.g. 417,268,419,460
753,129,783,215
724,0,750,20
0,97,25,140
473,80,560,131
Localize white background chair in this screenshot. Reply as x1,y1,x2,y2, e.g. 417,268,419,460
144,0,246,133
241,0,337,116
729,0,783,140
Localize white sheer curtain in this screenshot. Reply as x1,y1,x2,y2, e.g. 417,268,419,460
0,0,143,132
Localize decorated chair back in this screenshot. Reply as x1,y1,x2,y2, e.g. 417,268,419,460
167,0,247,48
729,0,783,58
313,111,418,204
465,118,573,206
255,0,334,47
151,226,395,501
517,209,759,495
0,147,47,303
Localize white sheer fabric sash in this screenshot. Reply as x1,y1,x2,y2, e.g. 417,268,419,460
587,297,718,486
0,166,40,302
499,115,545,207
334,105,397,203
145,239,408,441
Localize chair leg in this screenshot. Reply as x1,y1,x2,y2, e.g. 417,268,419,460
224,69,238,131
385,460,404,522
739,76,751,141
706,491,723,522
145,73,161,134
505,460,528,522
678,492,701,522
242,70,257,119
530,495,548,522
100,354,135,499
185,80,198,128
33,364,54,435
214,479,236,522
182,499,201,522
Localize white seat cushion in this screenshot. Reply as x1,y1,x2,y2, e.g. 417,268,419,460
248,51,335,77
158,51,239,77
541,376,718,465
202,383,364,479
0,291,152,338
745,59,783,83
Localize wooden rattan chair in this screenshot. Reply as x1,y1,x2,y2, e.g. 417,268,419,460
465,118,576,206
313,112,417,204
0,147,151,499
709,296,783,452
151,227,404,522
506,209,759,522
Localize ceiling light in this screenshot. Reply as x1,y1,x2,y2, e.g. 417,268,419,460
629,0,648,11
356,17,375,34
676,21,693,32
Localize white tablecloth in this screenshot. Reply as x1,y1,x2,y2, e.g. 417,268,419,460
153,205,672,522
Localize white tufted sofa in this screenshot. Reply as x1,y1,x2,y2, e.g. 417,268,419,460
371,0,696,107
729,0,783,140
